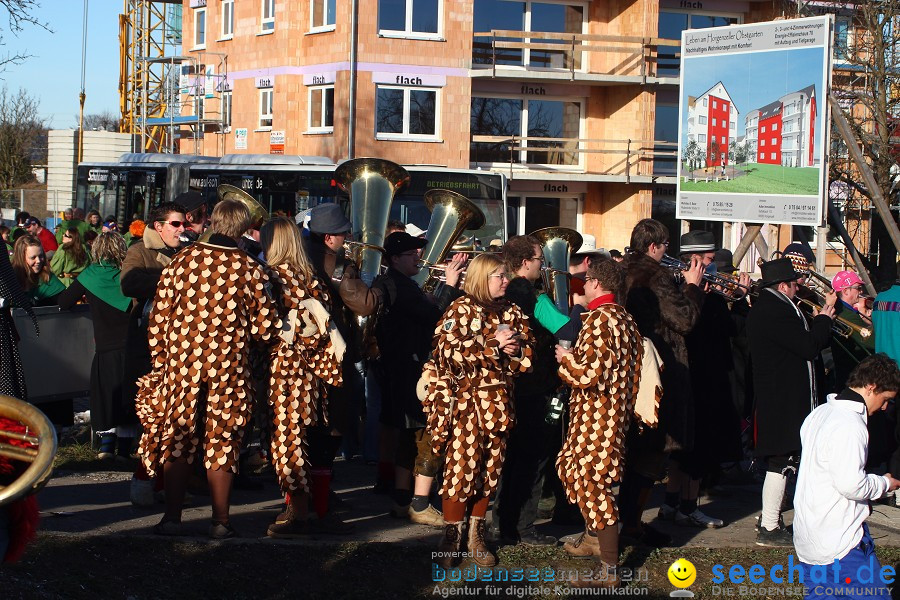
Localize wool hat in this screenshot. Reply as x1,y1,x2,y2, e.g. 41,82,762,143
175,191,205,213
680,230,717,253
760,257,801,287
308,203,351,234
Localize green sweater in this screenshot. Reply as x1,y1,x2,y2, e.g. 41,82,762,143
28,273,66,304
49,247,90,288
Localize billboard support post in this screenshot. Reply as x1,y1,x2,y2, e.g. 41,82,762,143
733,224,762,264
828,94,900,262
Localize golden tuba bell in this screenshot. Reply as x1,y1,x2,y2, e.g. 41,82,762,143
0,395,57,507
333,158,410,286
216,184,270,230
531,227,583,312
411,189,486,293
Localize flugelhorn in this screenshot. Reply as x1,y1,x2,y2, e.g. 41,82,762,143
334,158,410,286
411,189,486,293
0,395,57,507
531,227,583,312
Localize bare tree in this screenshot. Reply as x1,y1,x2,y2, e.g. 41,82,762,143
804,1,900,283
0,1,51,73
77,110,121,132
0,85,45,188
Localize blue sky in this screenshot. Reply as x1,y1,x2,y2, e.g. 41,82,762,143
0,0,124,128
680,47,826,153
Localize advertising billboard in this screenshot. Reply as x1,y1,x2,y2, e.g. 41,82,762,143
676,15,833,226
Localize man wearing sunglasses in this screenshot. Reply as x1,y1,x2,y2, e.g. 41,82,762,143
121,201,187,507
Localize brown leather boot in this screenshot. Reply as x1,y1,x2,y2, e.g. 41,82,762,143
436,521,465,568
595,526,621,587
563,528,601,558
467,516,497,567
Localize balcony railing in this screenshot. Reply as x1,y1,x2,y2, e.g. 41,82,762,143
472,30,681,81
470,135,678,180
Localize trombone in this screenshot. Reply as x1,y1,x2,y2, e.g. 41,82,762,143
794,297,872,339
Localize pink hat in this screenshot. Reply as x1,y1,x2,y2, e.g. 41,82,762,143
831,270,863,292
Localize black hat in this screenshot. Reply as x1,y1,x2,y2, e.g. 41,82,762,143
24,217,41,227
680,230,718,253
308,203,351,234
714,249,737,273
175,191,205,213
384,231,427,256
760,257,800,287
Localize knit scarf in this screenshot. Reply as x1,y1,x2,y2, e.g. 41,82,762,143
77,262,131,313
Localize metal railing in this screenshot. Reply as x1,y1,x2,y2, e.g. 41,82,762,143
0,189,70,225
469,135,679,181
472,30,681,80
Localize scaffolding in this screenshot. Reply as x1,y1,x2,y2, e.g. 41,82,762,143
119,1,228,154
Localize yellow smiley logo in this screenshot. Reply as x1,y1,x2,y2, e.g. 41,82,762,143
667,558,697,588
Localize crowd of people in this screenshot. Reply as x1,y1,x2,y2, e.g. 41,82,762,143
2,197,900,594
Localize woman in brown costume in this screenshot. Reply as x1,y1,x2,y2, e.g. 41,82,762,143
136,199,279,539
421,253,533,568
260,217,343,538
555,258,644,586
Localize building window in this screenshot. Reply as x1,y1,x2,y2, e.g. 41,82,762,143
730,121,735,130
699,116,706,125
760,139,765,146
193,96,205,120
222,91,232,128
194,8,206,48
770,152,776,160
311,0,336,30
761,125,766,133
222,0,234,38
712,118,716,127
721,137,725,145
376,85,438,139
309,85,334,132
771,138,777,146
261,0,275,32
699,134,706,143
702,98,707,107
470,96,582,166
772,122,778,131
259,88,273,128
712,99,717,109
379,0,440,37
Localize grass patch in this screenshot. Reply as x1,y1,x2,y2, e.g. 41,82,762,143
680,163,820,195
4,535,900,599
52,425,136,473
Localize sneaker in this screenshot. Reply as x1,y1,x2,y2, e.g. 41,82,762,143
390,502,410,518
274,504,294,525
517,529,558,546
209,521,238,539
754,514,790,533
309,512,355,535
130,476,155,507
675,508,724,529
152,519,182,536
267,518,311,539
409,504,444,528
756,526,793,547
657,503,677,521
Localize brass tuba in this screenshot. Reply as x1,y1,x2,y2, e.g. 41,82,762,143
0,395,57,507
333,158,410,286
217,184,270,230
531,227,583,312
411,189,486,293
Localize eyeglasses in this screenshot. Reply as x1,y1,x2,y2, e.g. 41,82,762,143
62,234,72,239
529,256,544,263
584,276,598,283
490,273,511,280
158,220,185,228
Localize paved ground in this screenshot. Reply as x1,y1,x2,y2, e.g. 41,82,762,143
35,457,900,548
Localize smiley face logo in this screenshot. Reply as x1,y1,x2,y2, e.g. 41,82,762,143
667,558,696,588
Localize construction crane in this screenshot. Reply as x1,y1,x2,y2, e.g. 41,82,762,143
119,0,182,153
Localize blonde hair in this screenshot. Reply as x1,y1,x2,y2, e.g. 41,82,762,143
210,199,251,239
260,216,315,282
91,232,128,268
464,253,506,304
12,235,51,290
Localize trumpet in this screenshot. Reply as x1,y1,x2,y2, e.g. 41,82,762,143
660,254,752,301
419,263,467,286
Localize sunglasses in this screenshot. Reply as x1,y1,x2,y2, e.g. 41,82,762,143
158,220,186,228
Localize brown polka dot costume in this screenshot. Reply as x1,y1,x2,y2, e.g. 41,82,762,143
135,241,278,477
421,295,534,502
267,264,342,495
556,303,643,531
